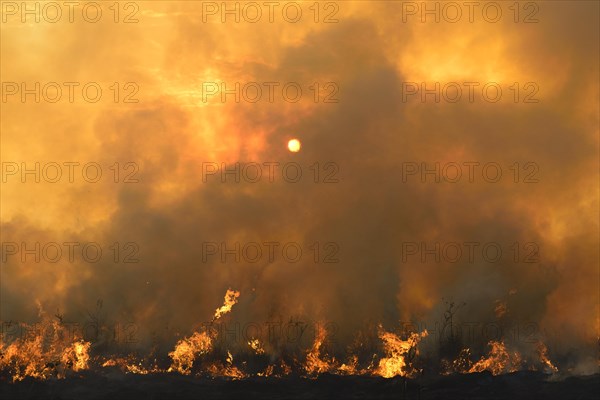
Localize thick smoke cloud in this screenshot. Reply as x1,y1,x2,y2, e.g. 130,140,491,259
1,1,598,370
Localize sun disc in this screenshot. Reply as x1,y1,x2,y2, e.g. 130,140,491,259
287,139,301,153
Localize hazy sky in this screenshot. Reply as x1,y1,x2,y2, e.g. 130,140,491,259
1,1,598,369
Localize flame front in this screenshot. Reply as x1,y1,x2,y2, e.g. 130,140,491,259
168,288,240,374
468,341,522,375
374,328,429,378
168,331,214,375
61,340,91,372
304,324,336,376
536,342,558,373
1,291,563,381
207,351,245,380
0,309,91,382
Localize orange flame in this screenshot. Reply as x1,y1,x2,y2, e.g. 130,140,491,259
248,339,265,355
374,327,428,378
101,355,161,375
0,311,91,381
444,340,559,376
337,355,360,375
468,341,522,375
168,288,240,374
213,289,241,321
168,331,214,374
61,340,91,372
304,324,336,376
536,342,558,373
1,295,562,380
207,350,246,379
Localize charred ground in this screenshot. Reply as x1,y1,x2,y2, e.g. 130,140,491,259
1,370,599,400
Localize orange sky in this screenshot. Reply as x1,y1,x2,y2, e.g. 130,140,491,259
1,1,598,369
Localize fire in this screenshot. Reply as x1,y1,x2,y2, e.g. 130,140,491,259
168,288,240,374
443,340,560,376
337,355,359,375
257,360,292,378
213,289,241,321
468,341,522,375
61,340,91,372
0,311,91,381
304,324,336,376
536,342,558,373
441,348,473,375
248,339,265,355
1,293,562,381
168,331,214,375
257,365,274,377
101,355,161,375
374,327,428,378
207,351,245,379
0,332,53,381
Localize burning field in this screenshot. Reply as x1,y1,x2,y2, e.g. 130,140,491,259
1,0,599,399
1,289,598,399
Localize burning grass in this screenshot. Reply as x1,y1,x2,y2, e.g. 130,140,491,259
0,290,568,383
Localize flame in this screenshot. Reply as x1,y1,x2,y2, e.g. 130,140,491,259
337,355,359,375
168,288,240,374
0,314,91,381
61,340,91,372
248,339,265,355
213,289,241,321
441,348,473,375
536,342,558,373
257,364,274,377
374,328,428,378
304,324,336,376
102,359,117,367
443,341,559,376
206,351,245,379
280,361,293,377
168,331,214,374
468,341,522,375
101,355,161,375
1,294,562,380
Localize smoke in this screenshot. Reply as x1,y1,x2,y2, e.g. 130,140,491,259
1,1,598,371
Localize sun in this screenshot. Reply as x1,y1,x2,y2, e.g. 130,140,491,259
287,138,301,153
